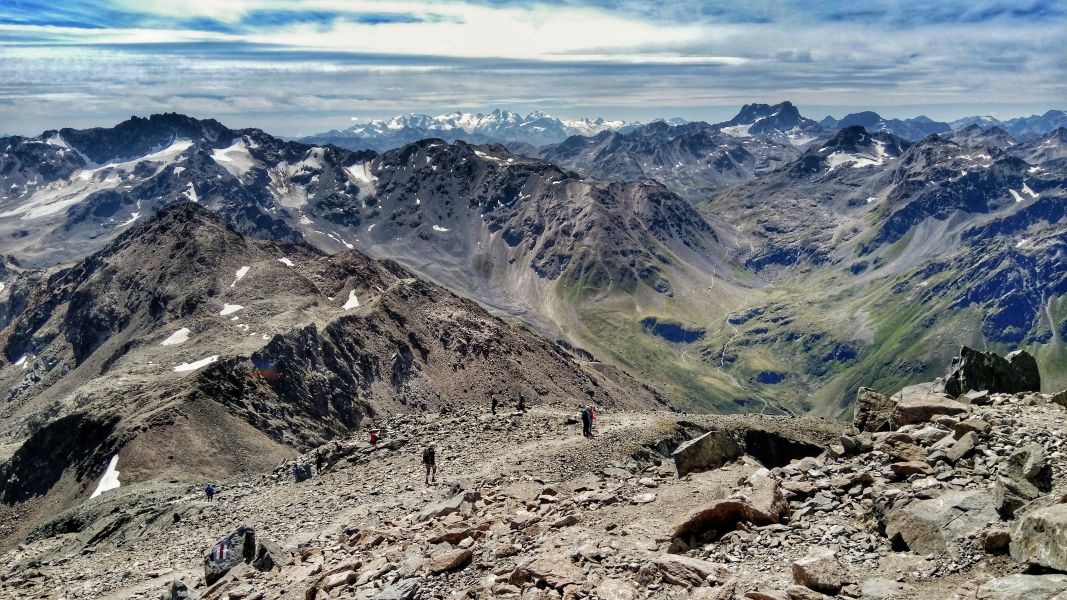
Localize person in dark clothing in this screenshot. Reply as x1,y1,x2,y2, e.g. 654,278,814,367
205,484,217,501
491,395,498,415
517,392,526,413
422,446,437,485
580,406,592,437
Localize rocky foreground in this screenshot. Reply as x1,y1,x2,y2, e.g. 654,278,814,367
1,364,1067,600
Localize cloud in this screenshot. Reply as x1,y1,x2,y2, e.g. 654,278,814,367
0,0,1062,135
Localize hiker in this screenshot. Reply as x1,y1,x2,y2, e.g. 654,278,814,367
205,484,217,501
491,395,498,415
580,405,592,437
422,445,437,485
369,429,378,445
588,405,596,433
517,392,526,413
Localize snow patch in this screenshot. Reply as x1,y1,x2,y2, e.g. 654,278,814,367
432,224,450,232
720,124,753,137
120,212,140,226
211,138,256,178
1009,189,1024,203
14,354,30,369
230,266,250,287
278,257,294,267
343,289,360,310
184,182,198,203
161,328,190,346
1,139,192,220
1022,183,1039,199
174,355,219,372
865,196,877,204
220,304,243,316
90,455,121,498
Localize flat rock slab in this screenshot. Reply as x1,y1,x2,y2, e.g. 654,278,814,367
976,574,1067,600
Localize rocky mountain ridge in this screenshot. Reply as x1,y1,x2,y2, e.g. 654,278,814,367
0,203,665,546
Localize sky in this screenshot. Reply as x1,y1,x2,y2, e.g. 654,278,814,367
0,0,1064,137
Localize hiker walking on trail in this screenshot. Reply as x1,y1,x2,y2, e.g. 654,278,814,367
580,405,592,437
517,392,526,413
422,445,437,485
587,405,595,434
491,395,498,415
205,484,217,501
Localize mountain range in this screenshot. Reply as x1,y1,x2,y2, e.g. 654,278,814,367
303,103,1067,156
2,111,1064,411
1,106,1065,547
300,109,633,152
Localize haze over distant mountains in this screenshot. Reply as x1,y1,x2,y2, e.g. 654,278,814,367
302,103,1067,152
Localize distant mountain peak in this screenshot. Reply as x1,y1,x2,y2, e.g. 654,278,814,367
305,109,632,151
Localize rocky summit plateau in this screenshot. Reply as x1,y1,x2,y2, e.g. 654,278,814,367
2,347,1067,600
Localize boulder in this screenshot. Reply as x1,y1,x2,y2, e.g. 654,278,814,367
852,388,894,433
791,548,847,595
168,580,196,600
872,433,926,462
746,468,788,522
952,417,991,437
251,538,286,572
204,525,256,586
976,574,1067,600
671,499,774,543
784,584,833,600
980,528,1011,553
672,430,742,477
942,431,979,464
993,475,1041,519
371,579,420,600
890,461,933,477
885,491,999,555
427,548,473,574
1051,389,1067,408
1010,504,1067,571
653,554,728,587
1004,443,1052,488
891,394,969,427
944,346,1041,397
520,554,585,589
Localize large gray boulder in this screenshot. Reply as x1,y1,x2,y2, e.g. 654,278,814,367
672,430,742,477
885,491,999,555
944,347,1041,397
852,388,894,433
372,579,421,600
1010,504,1067,571
976,574,1067,600
204,525,256,585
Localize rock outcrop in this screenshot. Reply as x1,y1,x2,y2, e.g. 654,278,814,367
944,346,1041,397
